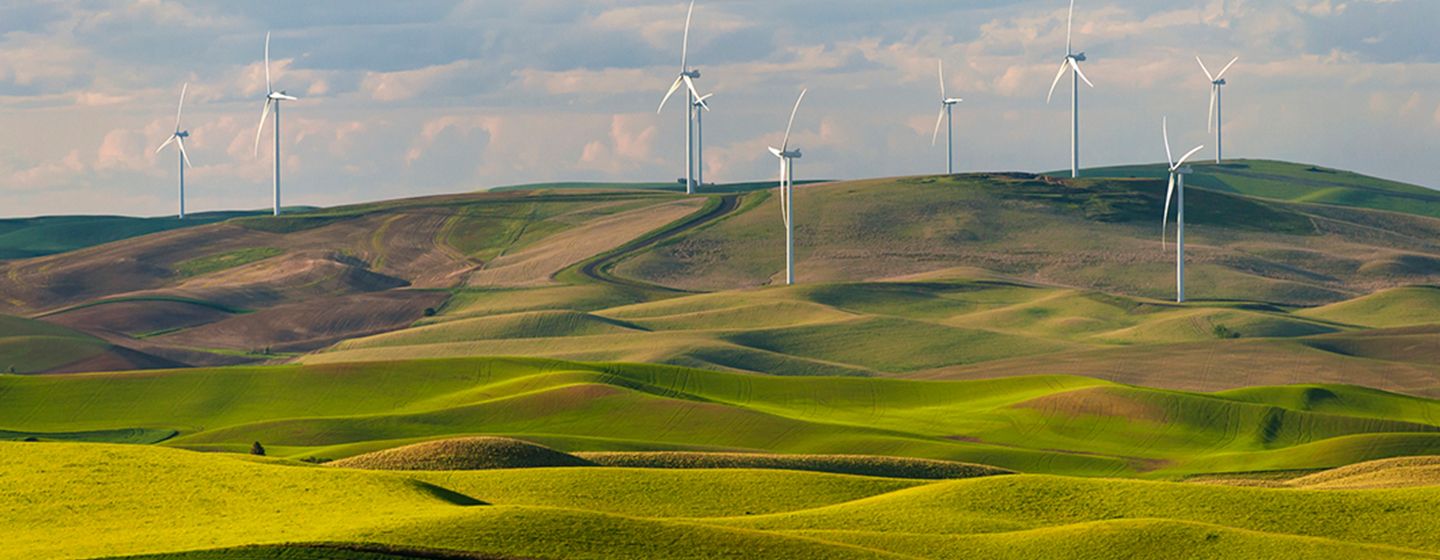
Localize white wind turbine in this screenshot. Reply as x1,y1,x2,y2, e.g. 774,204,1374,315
1046,0,1095,178
932,59,963,175
768,89,807,286
154,83,193,220
693,92,713,188
1161,117,1205,303
254,32,299,216
657,0,704,194
1197,56,1238,164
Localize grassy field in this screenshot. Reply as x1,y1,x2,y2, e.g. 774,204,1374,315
2,357,1438,479
307,272,1439,396
4,442,1440,559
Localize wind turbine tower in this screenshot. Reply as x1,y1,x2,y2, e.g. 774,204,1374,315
658,1,703,194
1197,56,1238,164
1161,117,1205,303
254,32,299,216
768,89,807,286
1047,0,1095,178
932,60,963,175
693,93,713,188
155,83,193,219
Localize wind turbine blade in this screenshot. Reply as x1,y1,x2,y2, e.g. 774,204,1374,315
1216,56,1239,80
176,137,193,168
1068,58,1094,88
769,147,783,158
932,108,946,146
1163,174,1175,247
1046,61,1068,103
779,161,789,228
1196,56,1214,82
175,82,188,131
155,135,176,154
658,76,684,113
1208,86,1217,133
681,0,695,70
264,32,272,93
254,99,272,157
782,88,807,152
1163,117,1174,168
1066,0,1076,54
696,93,713,110
937,59,946,100
1176,145,1205,169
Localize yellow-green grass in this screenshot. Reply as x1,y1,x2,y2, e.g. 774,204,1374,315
9,442,1440,560
0,314,114,373
328,436,594,470
576,451,1013,480
316,275,1385,377
4,357,1440,478
1297,286,1440,328
1287,456,1440,489
173,247,285,278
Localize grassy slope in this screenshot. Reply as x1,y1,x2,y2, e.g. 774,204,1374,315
3,357,1438,478
1082,159,1440,219
613,172,1440,305
312,273,1433,389
0,212,259,260
6,442,1440,560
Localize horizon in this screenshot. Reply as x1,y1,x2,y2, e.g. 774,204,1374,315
0,1,1437,217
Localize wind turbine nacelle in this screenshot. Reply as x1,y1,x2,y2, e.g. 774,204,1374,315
782,149,802,159
176,131,190,138
1073,52,1087,62
1214,79,1227,86
683,69,701,79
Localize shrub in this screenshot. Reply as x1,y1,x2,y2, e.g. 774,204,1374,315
250,442,266,456
1213,324,1241,339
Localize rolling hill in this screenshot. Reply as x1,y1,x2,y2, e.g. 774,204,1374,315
0,164,1433,373
0,211,262,260
5,442,1440,559
3,357,1438,478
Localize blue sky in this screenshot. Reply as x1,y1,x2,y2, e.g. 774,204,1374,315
0,0,1436,216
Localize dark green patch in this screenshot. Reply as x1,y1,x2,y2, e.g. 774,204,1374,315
175,248,286,278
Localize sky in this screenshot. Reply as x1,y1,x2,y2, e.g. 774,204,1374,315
0,0,1436,217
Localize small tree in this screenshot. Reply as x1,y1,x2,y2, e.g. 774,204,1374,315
250,441,266,456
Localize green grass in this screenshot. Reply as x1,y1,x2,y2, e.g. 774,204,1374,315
1081,159,1440,219
1297,286,1440,328
0,314,113,373
316,274,1380,377
173,248,286,278
3,357,1438,478
0,212,260,260
7,442,1440,559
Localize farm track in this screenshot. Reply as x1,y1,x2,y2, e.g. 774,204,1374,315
575,194,742,293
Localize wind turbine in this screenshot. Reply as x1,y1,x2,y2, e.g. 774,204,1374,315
154,83,193,220
768,89,807,286
692,92,713,188
1197,56,1238,164
657,0,703,195
1046,0,1095,179
1161,117,1205,303
932,59,963,175
254,32,298,216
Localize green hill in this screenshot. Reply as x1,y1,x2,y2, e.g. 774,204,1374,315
0,212,260,260
1081,159,1440,219
6,442,1440,559
3,357,1438,478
